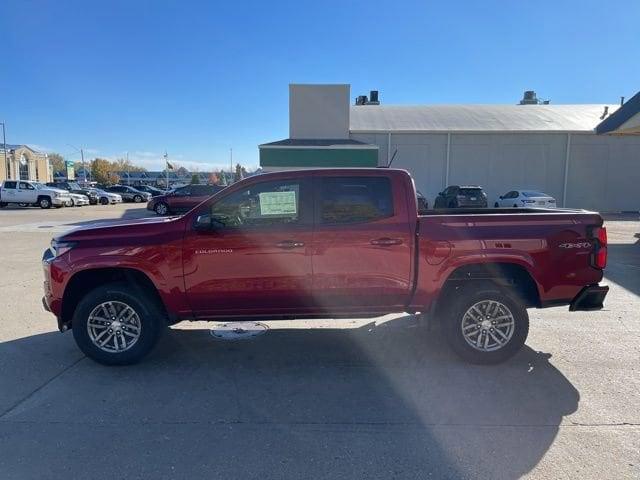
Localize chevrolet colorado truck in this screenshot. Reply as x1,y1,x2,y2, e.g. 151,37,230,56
42,168,608,365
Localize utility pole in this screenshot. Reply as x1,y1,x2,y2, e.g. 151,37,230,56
230,148,233,184
1,122,7,180
81,148,86,184
126,151,130,186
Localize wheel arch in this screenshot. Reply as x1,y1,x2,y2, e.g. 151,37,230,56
61,267,170,329
433,262,541,318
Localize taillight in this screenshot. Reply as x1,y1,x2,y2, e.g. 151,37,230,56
590,226,607,269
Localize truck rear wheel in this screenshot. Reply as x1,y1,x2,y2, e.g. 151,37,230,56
72,282,165,365
443,283,529,364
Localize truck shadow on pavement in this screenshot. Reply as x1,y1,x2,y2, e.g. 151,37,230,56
0,315,579,479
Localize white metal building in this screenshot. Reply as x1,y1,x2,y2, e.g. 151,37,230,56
260,85,640,211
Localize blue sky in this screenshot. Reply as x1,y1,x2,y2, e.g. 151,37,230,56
1,0,638,170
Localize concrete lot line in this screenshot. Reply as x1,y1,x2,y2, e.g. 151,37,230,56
0,356,85,420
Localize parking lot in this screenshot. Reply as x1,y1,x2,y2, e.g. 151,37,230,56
0,203,638,479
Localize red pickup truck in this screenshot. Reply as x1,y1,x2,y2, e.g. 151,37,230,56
42,168,608,365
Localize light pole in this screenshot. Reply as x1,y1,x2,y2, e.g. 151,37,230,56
67,143,86,183
1,122,7,180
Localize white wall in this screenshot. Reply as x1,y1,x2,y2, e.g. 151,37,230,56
290,84,350,139
351,131,640,211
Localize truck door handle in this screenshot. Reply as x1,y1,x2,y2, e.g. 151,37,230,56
276,240,305,249
370,237,403,246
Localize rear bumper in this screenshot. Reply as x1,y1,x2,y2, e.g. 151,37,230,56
569,284,609,311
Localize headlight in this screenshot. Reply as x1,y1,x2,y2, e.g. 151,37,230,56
53,192,61,197
50,239,76,257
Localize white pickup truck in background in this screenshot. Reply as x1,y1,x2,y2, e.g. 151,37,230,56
0,180,72,209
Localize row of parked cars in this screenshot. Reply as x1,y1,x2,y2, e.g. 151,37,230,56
144,183,556,217
429,185,556,209
0,180,160,209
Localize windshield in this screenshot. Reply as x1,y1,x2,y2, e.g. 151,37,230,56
67,182,81,189
522,191,547,197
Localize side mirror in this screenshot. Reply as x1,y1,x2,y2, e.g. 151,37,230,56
438,191,443,196
194,214,213,231
499,196,504,200
194,214,224,232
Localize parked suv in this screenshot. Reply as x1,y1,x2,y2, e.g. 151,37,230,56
105,185,151,203
434,185,488,208
0,180,71,209
47,181,99,205
148,184,225,215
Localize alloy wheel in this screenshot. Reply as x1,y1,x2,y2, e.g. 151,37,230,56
87,301,142,353
461,300,515,352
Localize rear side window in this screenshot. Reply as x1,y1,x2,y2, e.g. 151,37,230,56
320,176,393,224
3,181,16,189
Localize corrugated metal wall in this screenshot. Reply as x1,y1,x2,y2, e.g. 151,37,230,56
351,132,640,211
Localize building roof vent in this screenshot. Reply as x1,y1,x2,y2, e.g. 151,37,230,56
519,90,539,105
355,90,380,106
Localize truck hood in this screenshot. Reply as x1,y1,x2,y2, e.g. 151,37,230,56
56,215,184,241
42,187,70,195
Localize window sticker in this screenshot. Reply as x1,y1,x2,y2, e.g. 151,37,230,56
259,191,297,216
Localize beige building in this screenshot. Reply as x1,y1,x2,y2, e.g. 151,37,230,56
0,144,51,183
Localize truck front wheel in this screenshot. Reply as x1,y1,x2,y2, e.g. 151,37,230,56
38,196,52,209
72,282,165,365
443,284,529,364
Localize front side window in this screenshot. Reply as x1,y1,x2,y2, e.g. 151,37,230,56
210,180,300,228
320,176,393,224
19,181,34,190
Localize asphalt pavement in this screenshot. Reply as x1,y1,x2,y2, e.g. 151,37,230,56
0,204,638,479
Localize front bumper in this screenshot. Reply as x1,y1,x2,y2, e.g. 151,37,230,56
569,284,609,311
52,196,71,206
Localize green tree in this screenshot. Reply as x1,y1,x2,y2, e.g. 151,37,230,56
91,158,113,184
233,163,244,183
191,173,200,184
217,169,227,186
47,153,66,173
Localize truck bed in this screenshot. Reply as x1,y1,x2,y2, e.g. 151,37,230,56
412,208,604,310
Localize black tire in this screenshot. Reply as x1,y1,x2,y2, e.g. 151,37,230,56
133,195,142,203
494,202,499,208
72,282,166,365
38,196,52,209
99,196,109,205
0,202,6,208
448,201,456,209
154,202,169,215
513,204,518,208
442,283,529,364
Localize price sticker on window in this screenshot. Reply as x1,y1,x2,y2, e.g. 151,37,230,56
259,191,297,216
